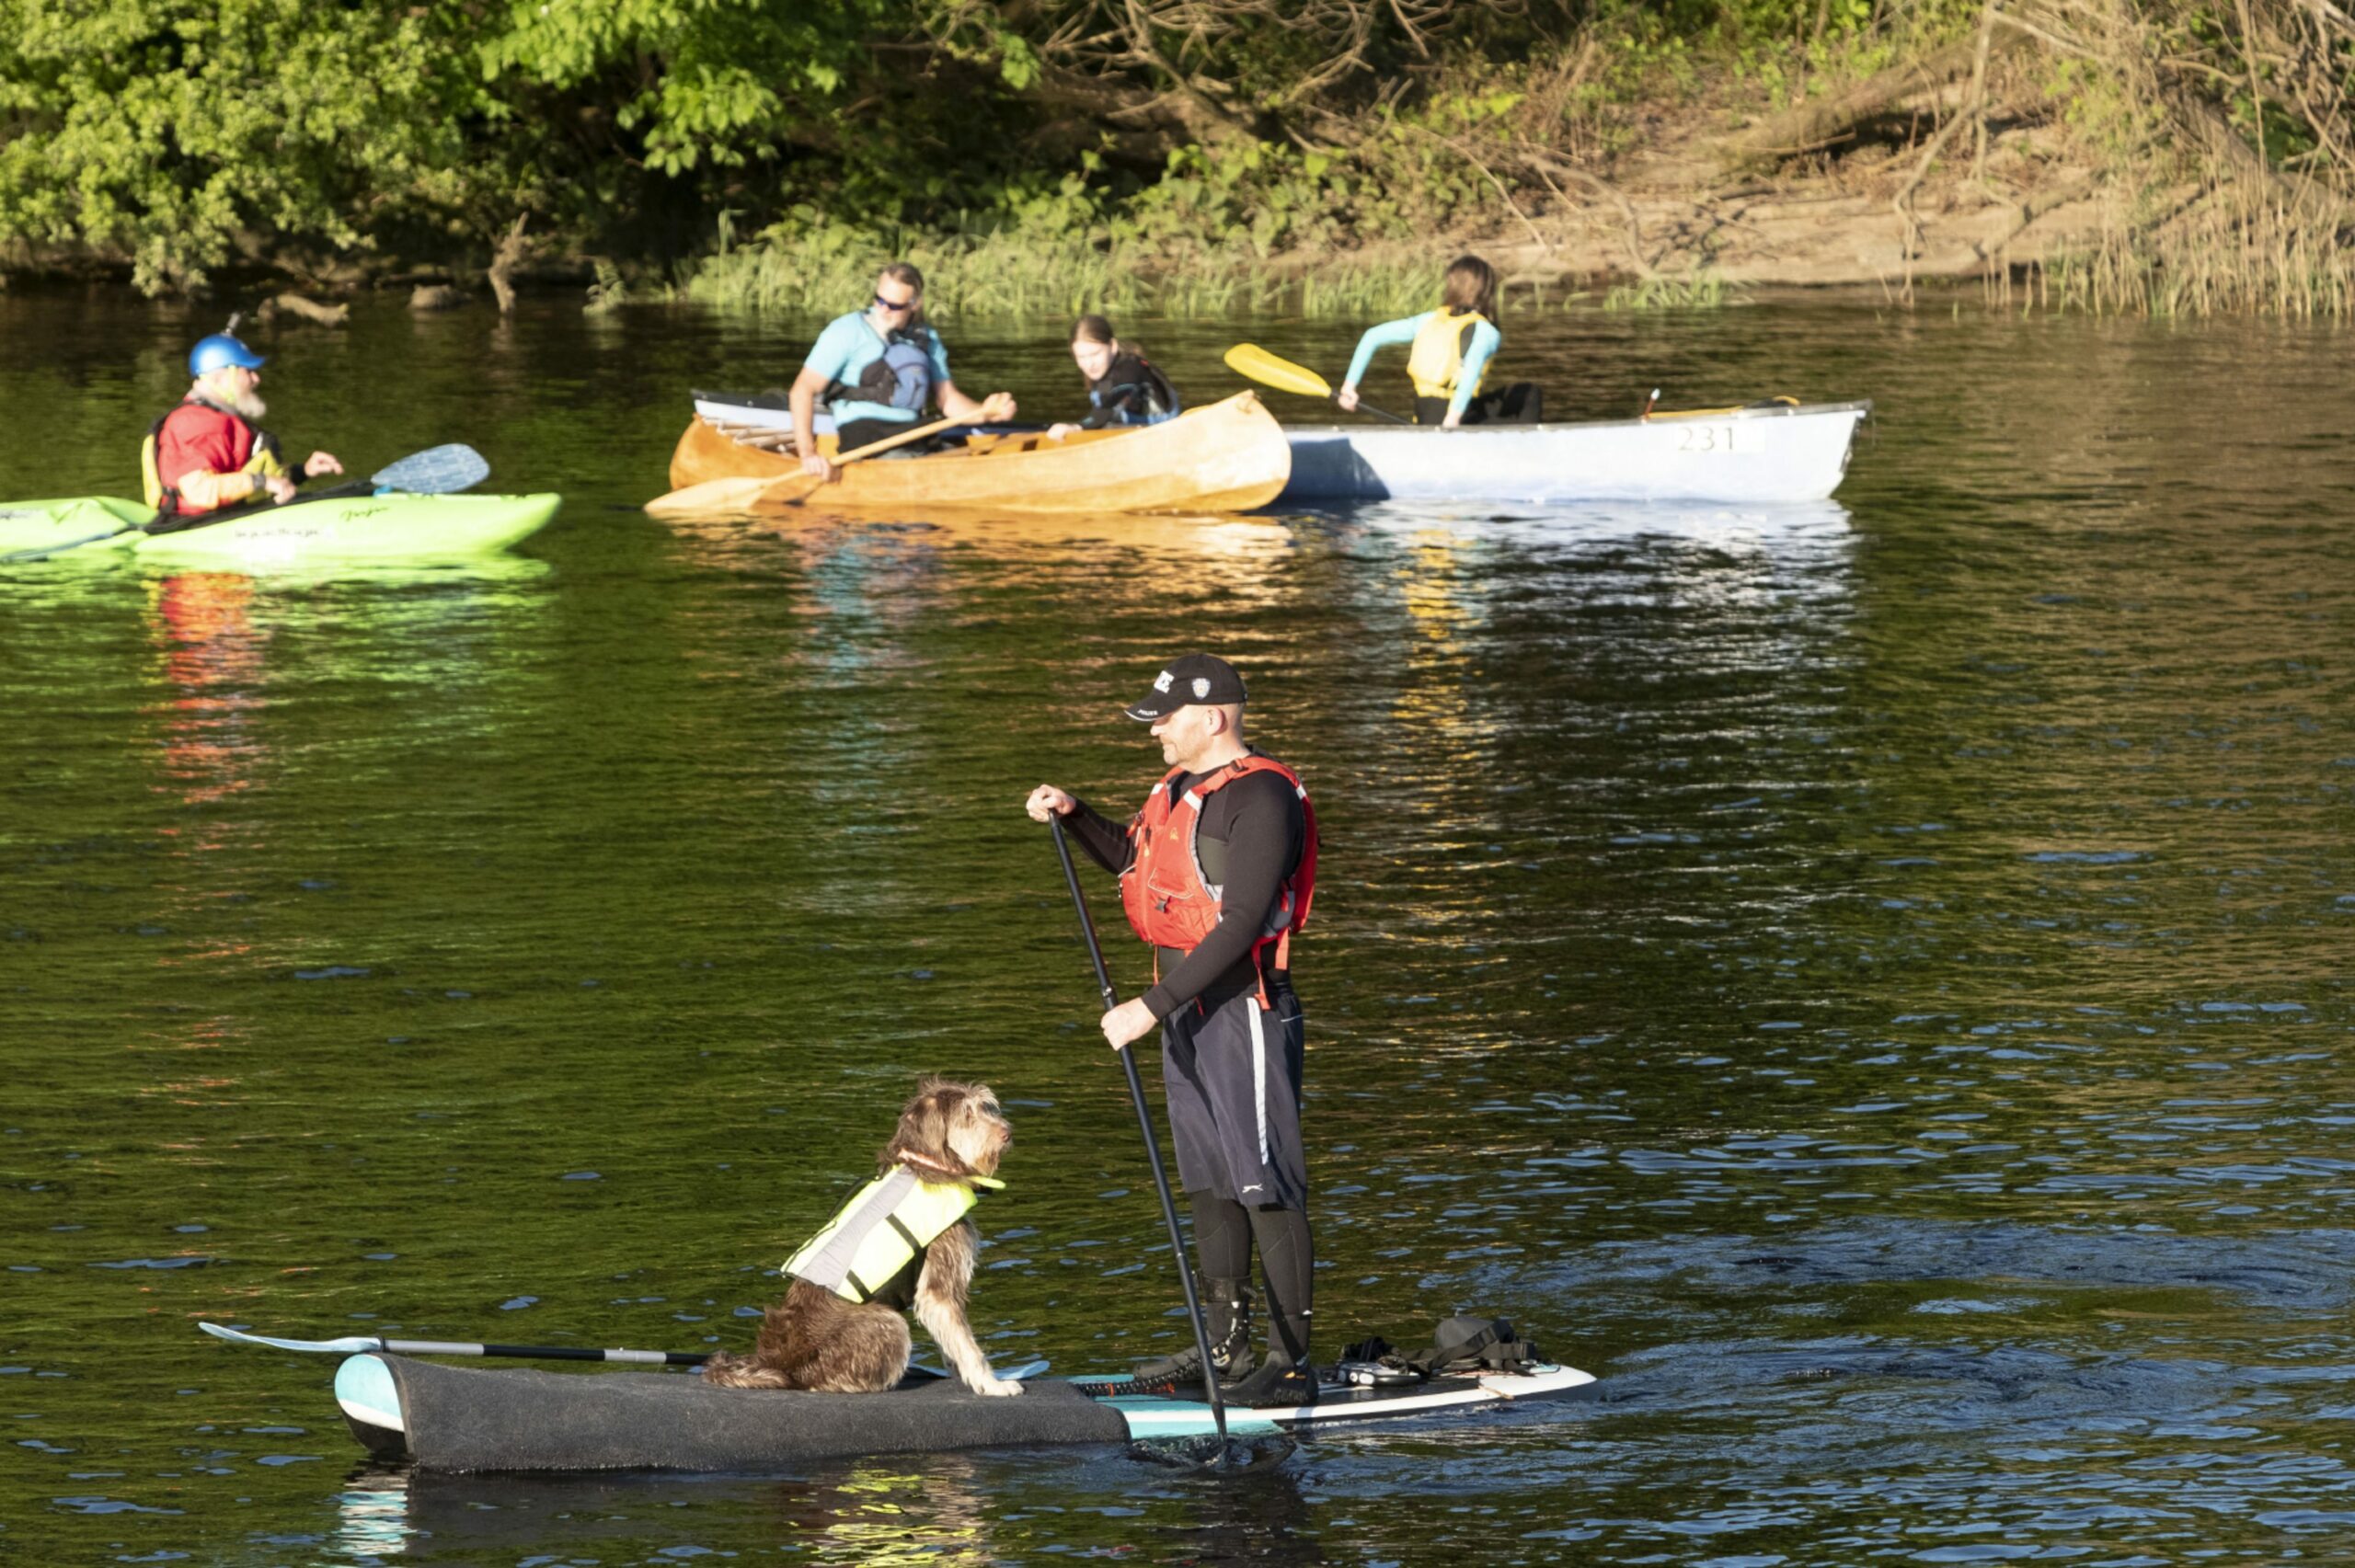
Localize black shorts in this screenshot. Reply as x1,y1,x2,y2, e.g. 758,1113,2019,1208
1414,383,1544,426
831,415,951,456
1159,989,1308,1210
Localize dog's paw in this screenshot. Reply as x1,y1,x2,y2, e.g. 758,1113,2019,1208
972,1376,1026,1398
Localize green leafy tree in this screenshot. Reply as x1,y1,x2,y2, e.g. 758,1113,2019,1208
0,0,477,292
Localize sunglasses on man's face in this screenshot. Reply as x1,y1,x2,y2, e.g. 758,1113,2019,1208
873,293,918,313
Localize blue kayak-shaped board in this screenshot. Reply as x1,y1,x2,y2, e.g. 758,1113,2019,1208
0,493,560,565
335,1351,1597,1472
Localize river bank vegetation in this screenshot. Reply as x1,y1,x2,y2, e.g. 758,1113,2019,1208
2,0,2349,315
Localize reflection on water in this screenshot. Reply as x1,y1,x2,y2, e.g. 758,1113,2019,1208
332,1471,411,1562
1,294,2351,1566
372,1448,1328,1565
149,573,268,811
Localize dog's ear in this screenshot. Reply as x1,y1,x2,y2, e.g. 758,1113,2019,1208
888,1079,953,1162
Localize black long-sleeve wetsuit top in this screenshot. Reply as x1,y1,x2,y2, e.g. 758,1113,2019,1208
1077,350,1181,429
1064,756,1306,1019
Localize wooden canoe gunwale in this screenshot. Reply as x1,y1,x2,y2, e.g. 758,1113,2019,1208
665,391,1291,516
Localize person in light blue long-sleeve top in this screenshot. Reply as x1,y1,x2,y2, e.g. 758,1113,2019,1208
1337,256,1542,428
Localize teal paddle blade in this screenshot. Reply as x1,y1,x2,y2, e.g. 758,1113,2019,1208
373,443,488,495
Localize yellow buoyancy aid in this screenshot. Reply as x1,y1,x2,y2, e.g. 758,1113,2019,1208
783,1165,1005,1307
1404,309,1492,401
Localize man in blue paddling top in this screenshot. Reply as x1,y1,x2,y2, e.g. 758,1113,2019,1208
1025,654,1322,1409
787,262,1016,482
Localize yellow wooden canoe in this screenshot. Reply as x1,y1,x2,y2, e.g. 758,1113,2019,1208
652,391,1291,518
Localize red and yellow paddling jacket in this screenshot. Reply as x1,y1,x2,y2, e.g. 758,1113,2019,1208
141,398,290,516
1120,753,1318,999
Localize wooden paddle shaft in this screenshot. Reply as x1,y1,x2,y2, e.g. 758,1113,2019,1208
762,415,967,507
834,416,962,464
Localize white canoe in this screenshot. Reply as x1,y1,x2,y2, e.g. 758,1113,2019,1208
692,394,828,435
1281,399,1869,504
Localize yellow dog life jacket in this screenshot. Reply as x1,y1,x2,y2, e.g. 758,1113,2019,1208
1405,309,1492,401
783,1165,1005,1308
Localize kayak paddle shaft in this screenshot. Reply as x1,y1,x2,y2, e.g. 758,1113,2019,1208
1050,816,1230,1443
198,1320,706,1363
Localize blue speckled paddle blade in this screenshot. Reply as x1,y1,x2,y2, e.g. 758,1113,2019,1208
372,443,489,495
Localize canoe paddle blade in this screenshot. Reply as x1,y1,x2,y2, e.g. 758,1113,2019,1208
1224,344,1333,400
1223,343,1411,424
372,443,489,495
645,477,774,520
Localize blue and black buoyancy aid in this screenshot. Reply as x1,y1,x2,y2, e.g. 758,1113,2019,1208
825,320,936,415
1082,349,1181,429
782,1165,1005,1310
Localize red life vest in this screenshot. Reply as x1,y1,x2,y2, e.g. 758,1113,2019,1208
142,398,280,515
1120,753,1318,1001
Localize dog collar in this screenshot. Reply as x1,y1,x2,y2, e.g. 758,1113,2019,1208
896,1158,1005,1191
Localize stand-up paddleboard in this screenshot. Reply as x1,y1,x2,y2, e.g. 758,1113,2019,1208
333,1352,1596,1473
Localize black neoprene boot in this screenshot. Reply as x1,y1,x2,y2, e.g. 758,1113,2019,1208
1226,1354,1317,1409
1131,1276,1256,1388
1227,1297,1315,1408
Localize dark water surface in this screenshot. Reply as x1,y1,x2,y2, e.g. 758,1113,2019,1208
3,290,2352,1565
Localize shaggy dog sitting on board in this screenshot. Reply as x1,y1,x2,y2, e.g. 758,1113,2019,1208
702,1077,1022,1397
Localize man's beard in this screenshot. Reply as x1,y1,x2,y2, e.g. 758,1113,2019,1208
220,386,268,421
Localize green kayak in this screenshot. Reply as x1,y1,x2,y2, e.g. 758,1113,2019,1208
0,492,561,566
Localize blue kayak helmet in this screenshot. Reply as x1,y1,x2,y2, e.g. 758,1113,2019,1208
189,333,266,376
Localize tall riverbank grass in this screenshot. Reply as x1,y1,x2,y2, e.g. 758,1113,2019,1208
682,210,1671,318
687,212,1511,318
2001,202,2355,320
683,191,1488,320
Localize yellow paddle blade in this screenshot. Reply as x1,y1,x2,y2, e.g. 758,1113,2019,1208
643,476,775,521
1224,344,1332,401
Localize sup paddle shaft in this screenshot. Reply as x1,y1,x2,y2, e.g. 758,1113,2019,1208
1049,816,1230,1442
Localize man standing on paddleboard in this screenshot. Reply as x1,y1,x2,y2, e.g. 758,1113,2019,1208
1025,654,1320,1409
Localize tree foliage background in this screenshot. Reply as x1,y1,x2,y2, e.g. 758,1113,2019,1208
1,0,2348,297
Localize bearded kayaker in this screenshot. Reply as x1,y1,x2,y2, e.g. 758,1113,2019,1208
1336,254,1543,428
142,333,344,519
1045,315,1182,441
1024,654,1320,1410
788,262,1015,481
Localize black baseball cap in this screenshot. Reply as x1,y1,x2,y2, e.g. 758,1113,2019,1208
1123,654,1248,720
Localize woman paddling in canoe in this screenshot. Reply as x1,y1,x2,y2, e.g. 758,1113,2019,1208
787,262,1017,480
1046,315,1182,441
1336,255,1542,429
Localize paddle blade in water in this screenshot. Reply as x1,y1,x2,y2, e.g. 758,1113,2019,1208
372,443,489,495
1125,1433,1292,1471
1223,344,1333,401
644,477,775,520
